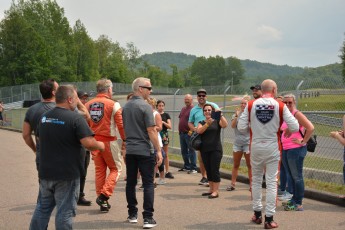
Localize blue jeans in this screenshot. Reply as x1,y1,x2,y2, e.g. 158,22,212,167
179,133,197,170
30,178,80,230
285,146,307,205
126,154,155,219
281,150,293,194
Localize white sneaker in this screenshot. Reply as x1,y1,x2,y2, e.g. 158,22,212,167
278,192,293,201
157,179,166,185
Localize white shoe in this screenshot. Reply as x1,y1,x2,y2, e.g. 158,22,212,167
157,179,166,185
278,192,293,201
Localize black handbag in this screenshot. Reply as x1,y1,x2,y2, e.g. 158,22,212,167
299,130,317,152
189,131,202,151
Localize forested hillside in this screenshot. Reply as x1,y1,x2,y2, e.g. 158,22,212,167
141,52,197,73
241,59,304,77
141,52,342,82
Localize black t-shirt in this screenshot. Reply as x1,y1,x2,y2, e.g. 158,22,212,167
38,107,94,180
199,120,222,153
24,102,56,137
160,112,171,132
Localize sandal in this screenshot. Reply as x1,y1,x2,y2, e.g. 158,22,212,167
226,185,235,191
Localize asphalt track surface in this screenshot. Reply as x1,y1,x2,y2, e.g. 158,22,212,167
0,129,344,230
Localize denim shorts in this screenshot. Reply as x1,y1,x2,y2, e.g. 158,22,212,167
233,144,250,153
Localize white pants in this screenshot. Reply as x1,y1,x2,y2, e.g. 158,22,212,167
251,141,280,217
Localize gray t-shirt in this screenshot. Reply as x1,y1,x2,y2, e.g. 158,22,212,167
122,96,155,156
232,113,250,146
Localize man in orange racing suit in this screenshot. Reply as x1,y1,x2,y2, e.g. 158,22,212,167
86,78,126,213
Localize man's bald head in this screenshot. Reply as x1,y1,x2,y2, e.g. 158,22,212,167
184,94,193,106
261,79,278,97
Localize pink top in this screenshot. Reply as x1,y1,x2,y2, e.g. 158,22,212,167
281,110,306,150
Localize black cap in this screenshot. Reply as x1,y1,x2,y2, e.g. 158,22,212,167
77,91,89,98
250,84,261,90
197,88,207,95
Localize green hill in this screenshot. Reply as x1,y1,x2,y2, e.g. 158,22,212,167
141,52,197,73
140,52,342,81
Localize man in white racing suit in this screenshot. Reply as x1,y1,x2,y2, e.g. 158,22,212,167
238,79,299,229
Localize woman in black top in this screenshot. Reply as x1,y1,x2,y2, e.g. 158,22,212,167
197,103,228,199
157,100,173,179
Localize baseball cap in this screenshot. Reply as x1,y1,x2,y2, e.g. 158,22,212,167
197,88,207,95
77,91,89,98
250,84,261,90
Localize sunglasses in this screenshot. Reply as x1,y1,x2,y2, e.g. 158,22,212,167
203,109,212,112
140,86,152,91
284,101,293,105
198,94,206,98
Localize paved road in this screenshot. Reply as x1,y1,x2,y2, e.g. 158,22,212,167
0,129,344,230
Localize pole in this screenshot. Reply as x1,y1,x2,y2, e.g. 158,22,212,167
172,89,180,148
222,85,231,143
296,80,304,108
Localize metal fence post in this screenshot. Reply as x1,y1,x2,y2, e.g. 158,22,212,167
172,89,180,148
295,80,304,108
222,85,231,143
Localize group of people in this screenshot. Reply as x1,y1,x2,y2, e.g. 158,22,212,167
21,76,345,230
22,77,175,229
181,80,314,229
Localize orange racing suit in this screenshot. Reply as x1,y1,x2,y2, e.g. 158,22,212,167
86,93,125,198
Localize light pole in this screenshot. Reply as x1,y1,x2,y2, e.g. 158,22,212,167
231,71,236,94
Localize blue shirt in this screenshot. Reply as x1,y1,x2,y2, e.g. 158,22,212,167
188,101,219,127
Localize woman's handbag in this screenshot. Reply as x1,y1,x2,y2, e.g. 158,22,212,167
299,130,317,152
189,131,202,151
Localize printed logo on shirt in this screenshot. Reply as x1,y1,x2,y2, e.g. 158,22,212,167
41,116,65,125
89,102,104,123
255,104,275,124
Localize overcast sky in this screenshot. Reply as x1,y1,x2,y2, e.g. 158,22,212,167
1,0,345,67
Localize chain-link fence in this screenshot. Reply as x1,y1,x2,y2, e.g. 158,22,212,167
1,79,345,187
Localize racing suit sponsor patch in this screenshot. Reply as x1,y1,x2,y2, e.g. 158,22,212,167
89,102,104,123
255,104,275,124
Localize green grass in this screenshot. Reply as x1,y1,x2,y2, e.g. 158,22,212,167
298,95,345,112
170,152,345,195
304,156,343,173
305,179,345,195
313,123,339,136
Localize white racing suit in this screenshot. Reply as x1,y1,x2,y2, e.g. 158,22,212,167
238,96,299,217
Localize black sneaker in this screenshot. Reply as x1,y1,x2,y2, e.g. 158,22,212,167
143,218,157,229
77,196,92,206
178,168,187,172
198,177,208,186
127,214,138,223
165,172,174,179
96,196,109,213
